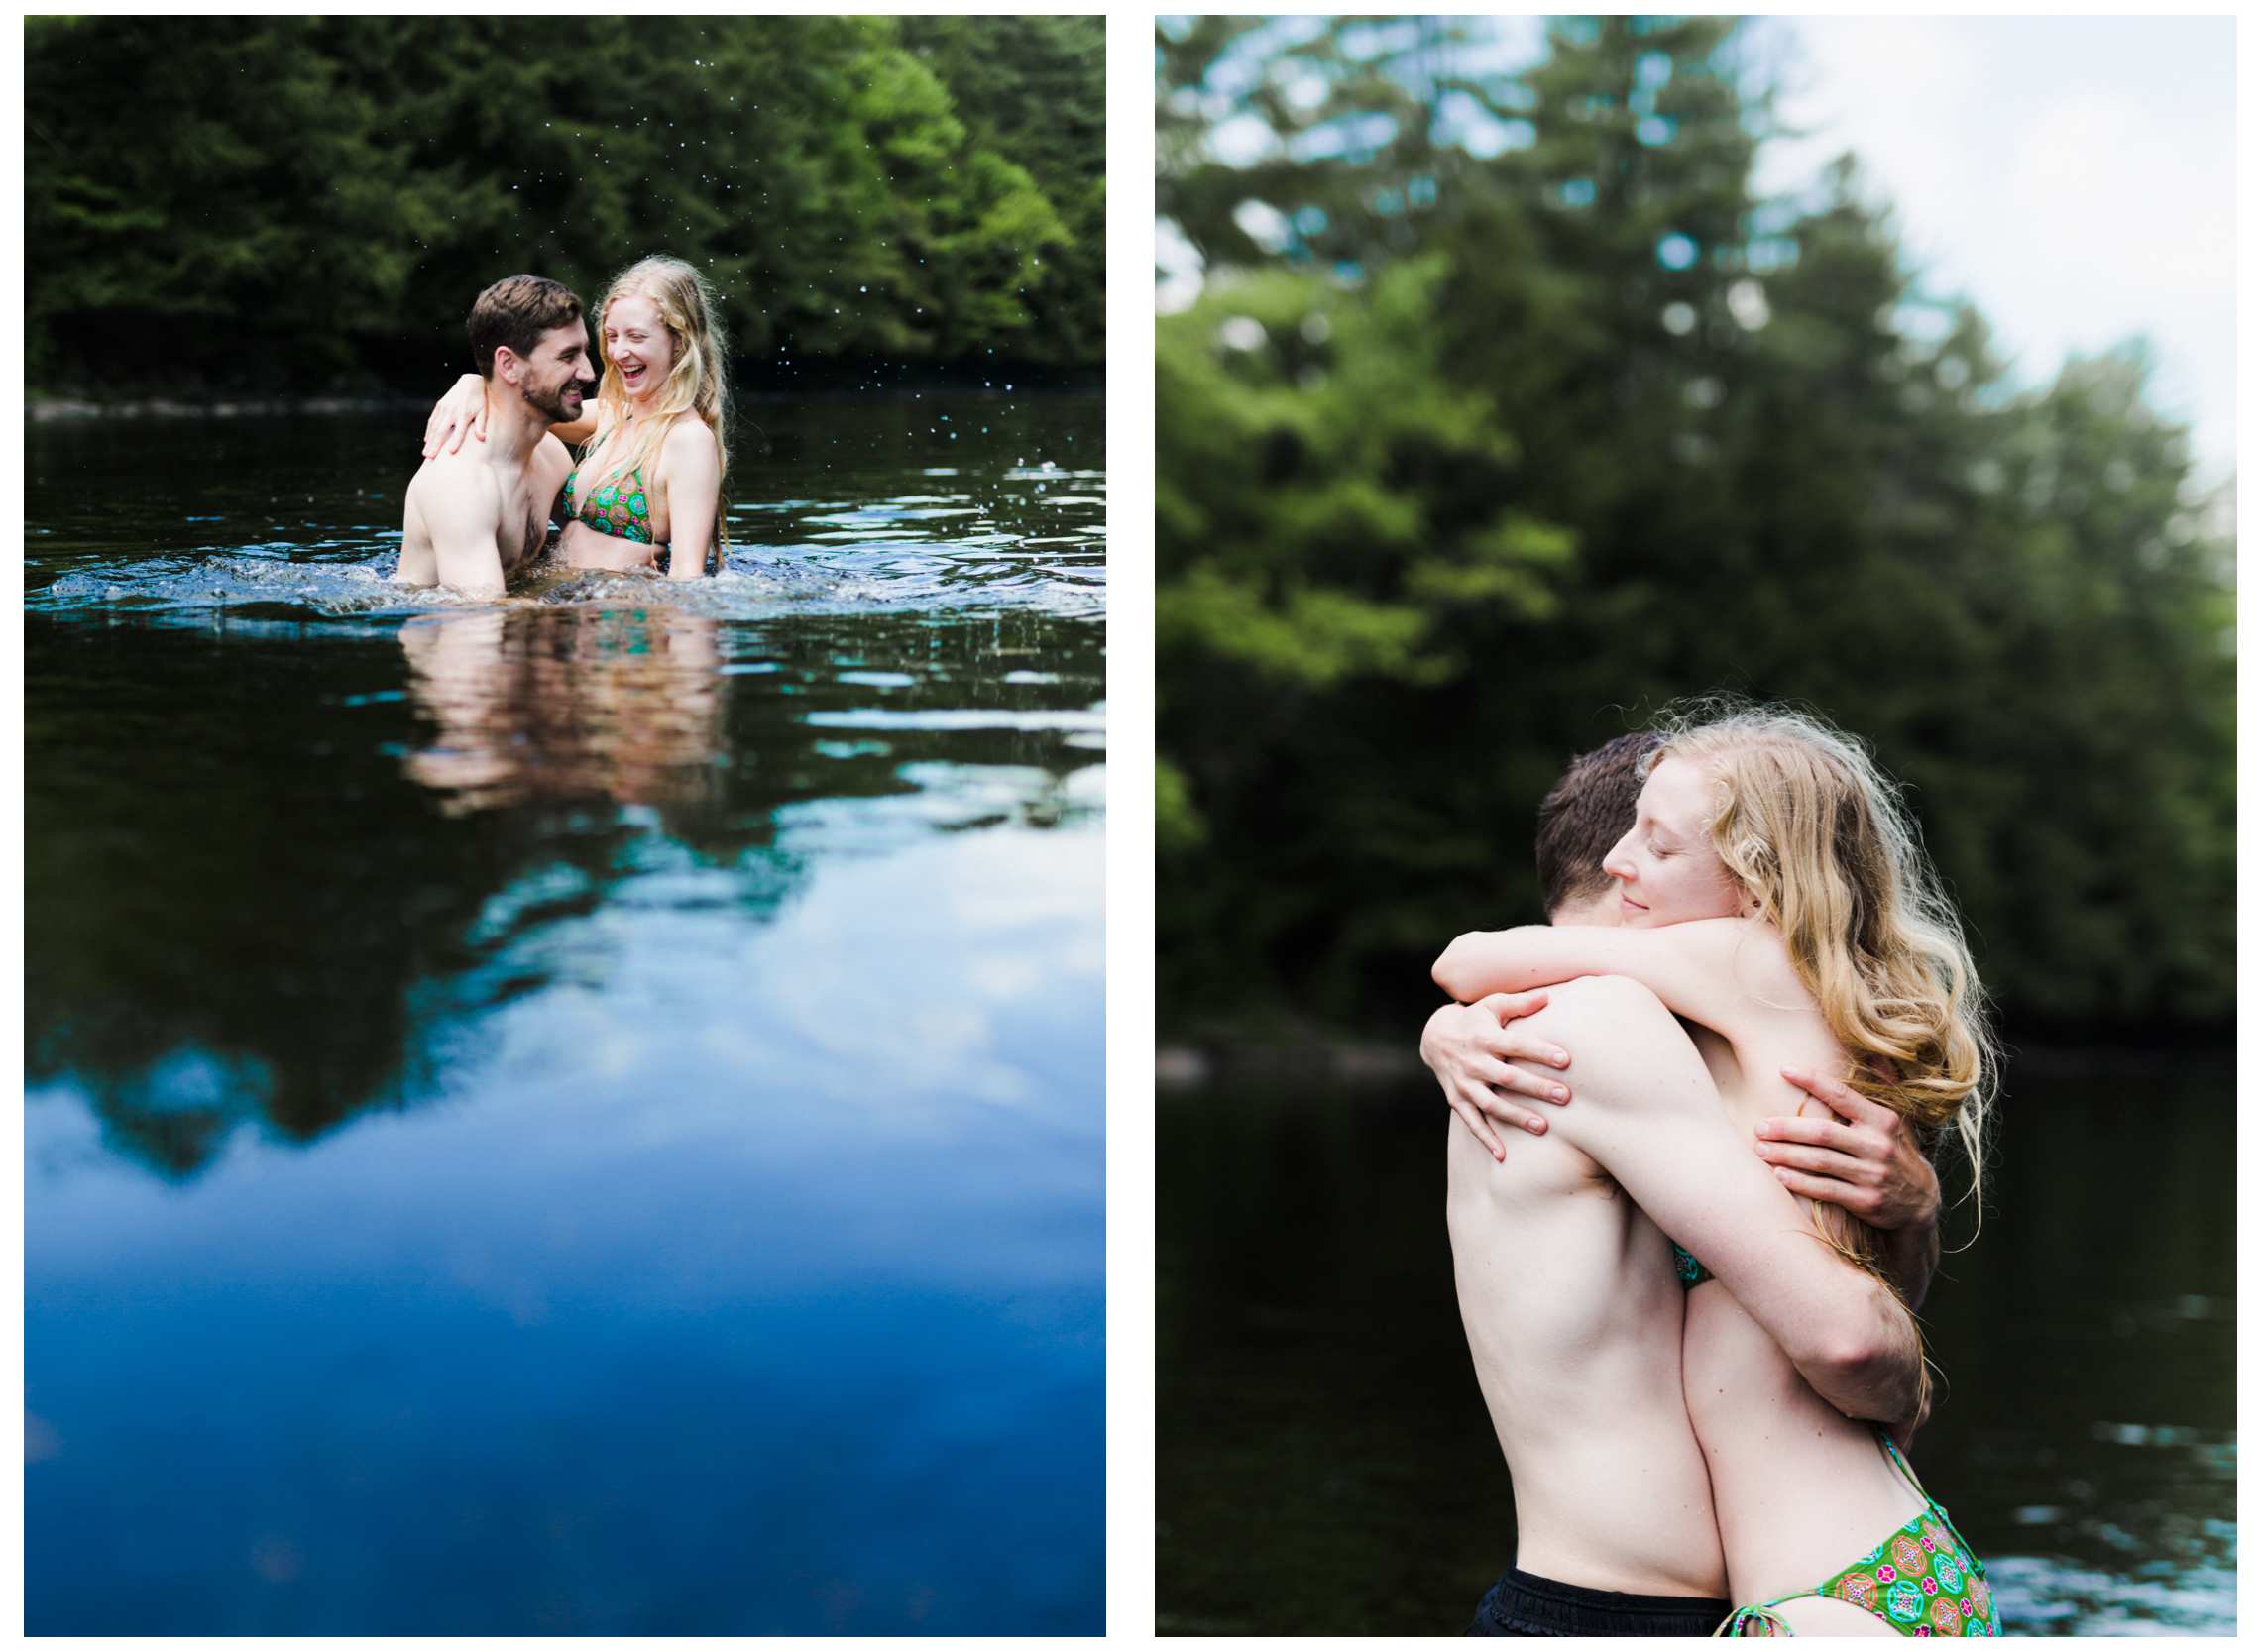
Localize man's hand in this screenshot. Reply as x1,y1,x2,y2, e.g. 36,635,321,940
1762,1065,1942,1307
1759,1067,1940,1230
1419,993,1572,1160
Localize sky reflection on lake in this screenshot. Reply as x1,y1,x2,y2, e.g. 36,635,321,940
28,396,1105,1635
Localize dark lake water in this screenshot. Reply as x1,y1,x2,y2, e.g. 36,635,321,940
1158,1059,2233,1636
27,393,1104,1635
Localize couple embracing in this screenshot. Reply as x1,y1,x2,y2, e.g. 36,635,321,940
1425,706,2001,1637
400,258,732,598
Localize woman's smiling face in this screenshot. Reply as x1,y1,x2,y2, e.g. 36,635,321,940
1601,755,1748,927
604,290,677,401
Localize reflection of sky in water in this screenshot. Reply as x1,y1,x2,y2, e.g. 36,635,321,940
27,402,1105,1635
1985,1552,2235,1636
29,815,1102,1635
1978,1410,2237,1636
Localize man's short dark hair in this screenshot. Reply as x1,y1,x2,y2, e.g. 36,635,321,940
1535,732,1661,917
467,275,583,380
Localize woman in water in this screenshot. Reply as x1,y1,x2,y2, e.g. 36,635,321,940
426,255,730,579
1433,705,2000,1637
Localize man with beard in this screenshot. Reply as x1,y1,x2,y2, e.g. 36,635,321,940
399,275,596,598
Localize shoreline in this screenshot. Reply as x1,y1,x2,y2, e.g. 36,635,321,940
32,395,427,422
31,364,1103,424
31,385,1105,423
1156,1038,2234,1086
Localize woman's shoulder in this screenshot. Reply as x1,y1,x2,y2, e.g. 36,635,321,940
1704,917,1818,1005
1645,916,1799,988
661,413,720,457
1650,915,1763,958
653,412,721,481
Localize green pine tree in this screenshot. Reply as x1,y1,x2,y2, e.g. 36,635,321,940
1158,17,2233,1042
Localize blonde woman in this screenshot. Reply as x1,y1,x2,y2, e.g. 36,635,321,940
425,256,731,580
1433,705,2000,1638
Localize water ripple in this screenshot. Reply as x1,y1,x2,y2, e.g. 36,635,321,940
30,418,1104,623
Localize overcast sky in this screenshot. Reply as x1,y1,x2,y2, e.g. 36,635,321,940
1746,15,2235,482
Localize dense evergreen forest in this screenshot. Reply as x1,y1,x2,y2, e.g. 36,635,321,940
1158,18,2234,1045
27,15,1104,395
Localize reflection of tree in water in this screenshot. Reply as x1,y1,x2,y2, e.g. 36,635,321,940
398,606,724,825
29,606,1102,1181
26,609,792,1180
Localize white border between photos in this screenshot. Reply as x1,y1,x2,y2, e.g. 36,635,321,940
2235,10,2259,1651
3,13,28,1642
1104,8,1161,1641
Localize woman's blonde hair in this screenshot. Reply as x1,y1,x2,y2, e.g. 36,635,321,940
581,254,732,568
1644,698,1997,1290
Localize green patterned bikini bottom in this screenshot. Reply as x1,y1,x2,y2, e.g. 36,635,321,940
1671,1245,1998,1637
1715,1432,2000,1638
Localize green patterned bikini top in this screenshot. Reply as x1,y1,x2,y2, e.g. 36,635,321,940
563,461,653,544
1673,1242,1714,1289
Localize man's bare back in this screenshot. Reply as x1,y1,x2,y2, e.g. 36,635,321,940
1446,1012,1727,1597
1431,735,1942,1635
1442,973,1924,1630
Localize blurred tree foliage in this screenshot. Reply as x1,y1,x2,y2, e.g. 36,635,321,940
1158,17,2234,1043
26,15,1103,394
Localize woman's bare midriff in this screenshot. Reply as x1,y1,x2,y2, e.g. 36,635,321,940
558,517,660,572
1681,1023,1929,1607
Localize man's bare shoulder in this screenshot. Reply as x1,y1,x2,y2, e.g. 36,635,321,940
1530,971,1675,1022
1447,1087,1616,1203
523,434,572,511
533,431,576,476
400,449,506,592
1513,977,1720,1132
406,445,506,514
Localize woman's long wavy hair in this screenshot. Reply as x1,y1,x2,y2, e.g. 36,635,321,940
1643,699,1997,1296
580,254,732,568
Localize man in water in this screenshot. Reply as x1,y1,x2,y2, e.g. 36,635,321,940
398,275,595,598
1421,733,1944,1636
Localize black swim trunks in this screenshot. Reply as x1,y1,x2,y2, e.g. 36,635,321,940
1465,1564,1730,1637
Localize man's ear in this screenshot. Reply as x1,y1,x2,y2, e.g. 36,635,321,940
491,346,520,385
